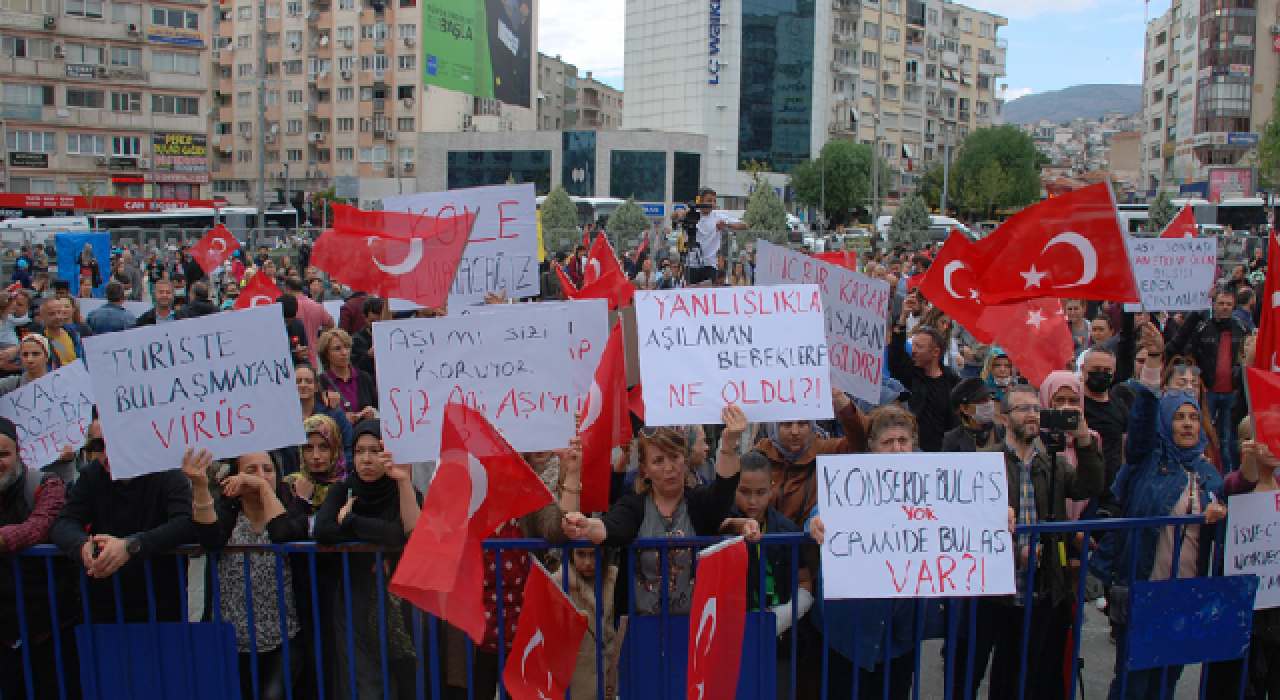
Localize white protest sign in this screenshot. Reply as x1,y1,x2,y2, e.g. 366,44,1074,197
448,299,610,415
815,451,1016,599
754,240,889,405
82,305,307,479
635,285,832,426
382,183,539,305
1226,491,1280,609
0,360,94,468
323,300,344,324
372,303,574,461
1124,237,1218,312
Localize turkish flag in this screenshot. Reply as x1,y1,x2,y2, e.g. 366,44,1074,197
687,537,748,700
637,232,650,257
501,558,588,700
187,224,240,275
981,298,1074,387
585,232,625,287
905,272,925,291
813,251,858,271
1159,205,1198,239
1246,367,1280,454
918,231,998,344
628,382,646,422
232,271,282,310
972,183,1140,304
311,204,477,309
555,263,578,296
579,322,631,514
568,267,635,310
1255,232,1280,371
389,401,554,642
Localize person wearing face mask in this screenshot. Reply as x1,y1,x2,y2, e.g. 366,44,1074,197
942,377,1004,451
1080,347,1127,517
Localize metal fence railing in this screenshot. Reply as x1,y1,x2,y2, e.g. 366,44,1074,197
2,513,1257,700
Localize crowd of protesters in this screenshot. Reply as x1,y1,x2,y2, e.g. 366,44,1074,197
0,219,1270,700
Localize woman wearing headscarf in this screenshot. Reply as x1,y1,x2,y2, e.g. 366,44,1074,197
313,419,421,700
283,413,347,516
756,388,866,526
981,347,1016,403
1107,348,1227,700
185,449,309,700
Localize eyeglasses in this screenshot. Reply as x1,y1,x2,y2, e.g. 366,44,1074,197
1008,404,1042,415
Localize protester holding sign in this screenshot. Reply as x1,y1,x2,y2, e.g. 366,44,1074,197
186,448,309,700
312,419,421,700
563,405,753,615
1106,342,1227,700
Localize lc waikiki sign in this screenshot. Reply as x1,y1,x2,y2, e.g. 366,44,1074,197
708,0,723,84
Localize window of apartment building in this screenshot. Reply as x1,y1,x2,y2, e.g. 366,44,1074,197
66,88,104,108
66,0,104,17
337,117,354,131
2,83,53,106
286,149,302,162
360,146,388,163
264,91,280,106
963,18,972,32
285,30,303,47
336,56,353,72
337,87,354,101
285,60,304,74
337,26,354,41
925,63,937,79
396,147,413,162
308,57,332,74
237,150,252,163
359,117,372,131
397,23,416,38
237,5,251,18
976,101,988,116
265,62,280,76
265,32,280,47
1152,117,1161,131
110,91,141,111
834,48,852,65
833,78,846,94
958,97,969,112
153,95,199,115
111,47,141,66
863,21,878,39
398,54,415,70
67,133,105,155
338,0,354,9
266,3,281,18
360,54,390,71
884,57,900,74
882,113,899,129
153,51,200,74
884,84,899,100
977,75,990,90
337,148,354,161
314,89,331,102
1,37,53,60
238,121,252,134
886,0,900,12
979,22,992,37
287,90,304,103
113,136,140,155
217,8,231,21
152,7,197,28
927,8,937,24
65,44,105,64
219,65,231,78
396,117,413,131
2,0,56,13
238,63,255,77
236,92,252,107
961,44,971,59
215,122,231,135
9,178,55,194
904,85,922,103
885,27,900,43
861,51,878,68
881,142,895,159
313,149,329,162
6,131,56,153
286,119,302,133
237,35,252,48
268,151,280,163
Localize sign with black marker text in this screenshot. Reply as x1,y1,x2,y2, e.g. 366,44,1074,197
1225,490,1280,609
815,451,1016,599
0,360,94,468
1125,237,1218,312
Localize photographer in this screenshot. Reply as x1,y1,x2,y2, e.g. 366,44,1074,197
672,188,746,286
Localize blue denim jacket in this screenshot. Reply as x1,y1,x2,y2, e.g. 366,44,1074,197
1109,383,1223,587
85,303,136,335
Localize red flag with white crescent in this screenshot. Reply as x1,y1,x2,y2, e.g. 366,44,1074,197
188,224,240,275
1159,205,1198,239
500,559,588,700
579,321,631,514
1255,231,1280,372
585,232,625,287
918,231,994,343
232,271,283,310
687,537,747,700
389,401,553,642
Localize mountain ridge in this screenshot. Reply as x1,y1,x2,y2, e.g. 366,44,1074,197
1004,84,1142,125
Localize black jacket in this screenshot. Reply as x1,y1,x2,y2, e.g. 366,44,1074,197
177,298,219,319
887,326,961,451
135,306,178,326
350,327,375,376
50,462,195,623
940,424,1006,452
1165,311,1249,392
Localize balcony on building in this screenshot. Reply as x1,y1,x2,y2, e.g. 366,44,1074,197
941,50,959,67
832,0,860,17
833,30,857,46
831,60,856,75
906,0,925,27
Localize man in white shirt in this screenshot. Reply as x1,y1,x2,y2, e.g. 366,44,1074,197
676,188,746,285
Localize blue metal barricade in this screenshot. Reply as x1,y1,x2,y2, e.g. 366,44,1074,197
0,514,1258,700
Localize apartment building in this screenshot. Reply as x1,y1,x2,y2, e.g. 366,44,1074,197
208,0,537,209
1141,0,1279,201
0,0,215,215
623,0,1007,208
536,53,623,132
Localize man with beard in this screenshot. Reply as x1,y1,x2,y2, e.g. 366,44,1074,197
0,416,80,700
51,417,195,623
950,385,1104,700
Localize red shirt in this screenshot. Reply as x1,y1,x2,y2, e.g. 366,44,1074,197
1212,330,1233,393
294,294,332,367
481,519,530,653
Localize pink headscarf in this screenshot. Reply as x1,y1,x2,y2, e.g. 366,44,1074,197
1038,370,1101,521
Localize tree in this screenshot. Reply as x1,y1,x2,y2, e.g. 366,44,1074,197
1259,81,1280,190
309,186,347,226
958,160,1010,220
1148,189,1176,233
540,186,578,233
743,161,788,232
887,194,932,247
607,196,650,234
945,125,1044,217
789,141,890,226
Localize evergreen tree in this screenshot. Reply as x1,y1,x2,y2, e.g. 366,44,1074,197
1148,189,1176,233
888,194,932,247
744,179,788,232
607,196,650,234
540,186,579,233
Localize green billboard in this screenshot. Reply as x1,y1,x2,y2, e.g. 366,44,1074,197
423,0,532,107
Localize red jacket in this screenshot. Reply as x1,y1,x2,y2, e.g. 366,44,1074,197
338,292,367,335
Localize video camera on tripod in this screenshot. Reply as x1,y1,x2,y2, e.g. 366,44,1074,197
679,190,716,253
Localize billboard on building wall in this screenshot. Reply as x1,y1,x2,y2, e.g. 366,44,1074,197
1208,167,1256,203
422,0,531,108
